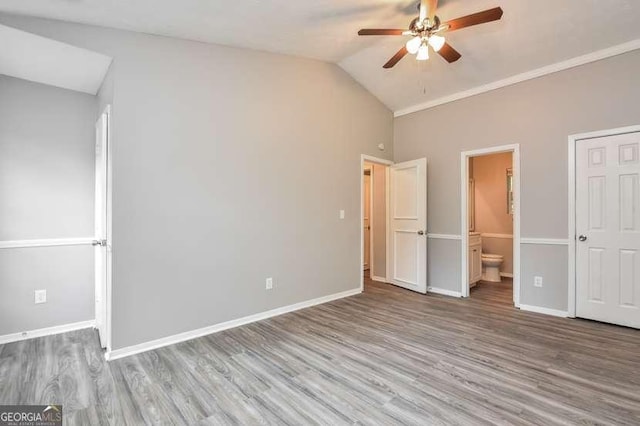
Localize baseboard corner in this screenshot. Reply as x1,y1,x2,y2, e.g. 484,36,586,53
518,304,569,318
428,287,463,298
106,287,361,361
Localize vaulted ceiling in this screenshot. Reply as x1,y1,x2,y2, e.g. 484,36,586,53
2,0,640,112
0,24,111,94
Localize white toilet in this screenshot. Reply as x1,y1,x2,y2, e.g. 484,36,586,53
481,253,504,282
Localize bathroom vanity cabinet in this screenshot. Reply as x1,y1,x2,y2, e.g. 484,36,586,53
469,233,482,287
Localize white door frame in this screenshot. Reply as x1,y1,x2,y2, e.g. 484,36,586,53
98,104,113,354
567,124,640,318
360,154,393,292
460,144,521,305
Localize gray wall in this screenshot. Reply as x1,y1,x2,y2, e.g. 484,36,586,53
395,49,640,311
0,75,96,335
0,14,394,350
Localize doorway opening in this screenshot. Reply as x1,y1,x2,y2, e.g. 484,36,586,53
360,154,429,294
360,155,392,292
461,145,520,306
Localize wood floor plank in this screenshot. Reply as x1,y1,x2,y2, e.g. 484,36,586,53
1,278,639,424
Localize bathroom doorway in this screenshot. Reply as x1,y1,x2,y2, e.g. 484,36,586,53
461,145,521,306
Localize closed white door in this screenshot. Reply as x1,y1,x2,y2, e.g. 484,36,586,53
389,158,427,294
576,132,640,328
94,110,110,348
363,170,371,270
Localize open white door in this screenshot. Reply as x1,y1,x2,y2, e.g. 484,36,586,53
576,132,640,328
389,158,427,294
94,108,110,348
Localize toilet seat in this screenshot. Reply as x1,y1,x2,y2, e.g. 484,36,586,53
481,253,503,260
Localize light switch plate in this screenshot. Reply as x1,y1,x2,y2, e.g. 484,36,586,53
534,276,543,288
265,277,273,290
339,210,345,219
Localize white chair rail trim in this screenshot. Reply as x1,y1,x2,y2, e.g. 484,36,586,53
520,238,570,246
481,233,513,239
0,237,94,249
427,234,462,240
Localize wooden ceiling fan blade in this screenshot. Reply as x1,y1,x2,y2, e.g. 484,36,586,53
444,7,503,32
358,29,406,36
383,47,408,69
438,42,461,63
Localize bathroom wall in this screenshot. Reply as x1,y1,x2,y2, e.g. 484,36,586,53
471,153,514,275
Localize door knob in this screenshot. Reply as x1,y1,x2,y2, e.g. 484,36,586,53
417,230,425,236
578,235,587,242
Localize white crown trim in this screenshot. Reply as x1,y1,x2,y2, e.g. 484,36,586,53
394,39,640,117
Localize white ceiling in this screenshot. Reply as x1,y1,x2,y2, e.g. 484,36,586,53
1,0,640,110
0,24,112,94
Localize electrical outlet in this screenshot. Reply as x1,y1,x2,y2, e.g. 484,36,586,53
265,277,273,290
339,210,345,219
534,276,543,288
35,290,47,304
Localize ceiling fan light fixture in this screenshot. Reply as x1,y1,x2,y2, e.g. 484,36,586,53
428,34,445,52
406,36,422,54
416,42,429,61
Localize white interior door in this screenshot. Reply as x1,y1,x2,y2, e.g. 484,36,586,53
576,132,640,328
389,158,427,293
363,169,371,271
94,110,109,348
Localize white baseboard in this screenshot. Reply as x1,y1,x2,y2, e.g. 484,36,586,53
0,320,95,345
500,272,514,278
519,304,569,318
371,275,387,283
428,287,463,298
106,288,362,361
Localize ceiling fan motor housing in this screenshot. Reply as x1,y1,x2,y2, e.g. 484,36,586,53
411,15,441,36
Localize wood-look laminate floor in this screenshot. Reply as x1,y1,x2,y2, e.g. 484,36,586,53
1,278,639,425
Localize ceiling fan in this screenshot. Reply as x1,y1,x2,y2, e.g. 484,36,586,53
358,0,503,68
